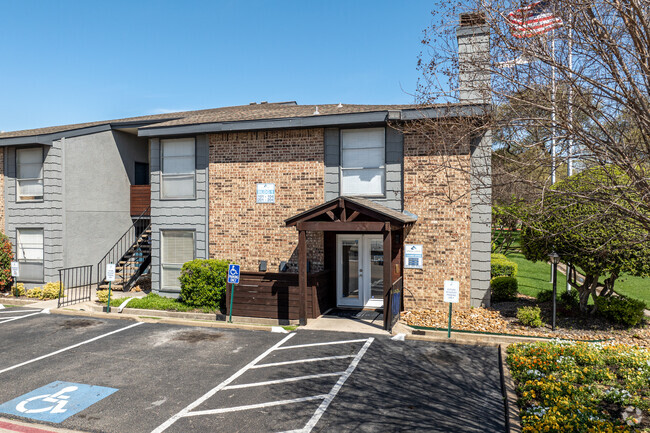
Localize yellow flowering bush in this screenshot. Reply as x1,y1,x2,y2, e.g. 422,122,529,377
508,340,650,432
25,282,64,300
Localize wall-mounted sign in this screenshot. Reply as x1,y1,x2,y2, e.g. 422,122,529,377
10,262,19,278
444,280,460,303
404,244,423,269
256,183,275,203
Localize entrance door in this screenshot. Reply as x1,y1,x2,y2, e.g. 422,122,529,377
336,234,384,309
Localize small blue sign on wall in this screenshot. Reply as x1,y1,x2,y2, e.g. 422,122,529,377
227,264,240,284
0,381,118,423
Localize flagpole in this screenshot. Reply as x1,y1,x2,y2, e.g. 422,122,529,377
551,28,557,186
566,12,573,293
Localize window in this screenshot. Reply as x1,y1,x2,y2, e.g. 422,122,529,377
340,128,385,196
17,228,44,282
161,230,195,289
17,147,44,201
161,138,195,199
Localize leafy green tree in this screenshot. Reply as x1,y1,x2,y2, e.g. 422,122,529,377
521,167,650,313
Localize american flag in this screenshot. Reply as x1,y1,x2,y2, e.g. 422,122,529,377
507,0,564,38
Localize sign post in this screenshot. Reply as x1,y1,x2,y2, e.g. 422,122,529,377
105,264,116,313
443,278,460,339
10,261,19,297
227,264,240,323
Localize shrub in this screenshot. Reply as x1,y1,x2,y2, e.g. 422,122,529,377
25,282,64,300
517,306,544,327
13,282,25,297
179,259,229,309
536,289,555,303
491,276,518,302
491,254,518,278
96,290,109,303
595,295,646,327
0,233,13,289
559,288,580,311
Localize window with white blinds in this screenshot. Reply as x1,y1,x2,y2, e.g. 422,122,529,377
161,230,195,289
161,138,195,199
340,128,385,196
17,147,44,201
17,228,44,282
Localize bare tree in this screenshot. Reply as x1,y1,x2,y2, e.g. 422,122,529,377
415,0,650,253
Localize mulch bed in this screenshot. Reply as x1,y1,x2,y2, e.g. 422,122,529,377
403,294,649,347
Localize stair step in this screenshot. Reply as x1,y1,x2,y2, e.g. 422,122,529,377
99,284,124,290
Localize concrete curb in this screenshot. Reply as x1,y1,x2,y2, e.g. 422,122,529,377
0,417,88,433
0,298,38,307
499,345,522,433
51,307,275,332
392,321,552,347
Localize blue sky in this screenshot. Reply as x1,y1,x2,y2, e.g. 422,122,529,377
0,0,436,132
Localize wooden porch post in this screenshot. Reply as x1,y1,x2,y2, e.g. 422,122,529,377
383,223,392,331
299,229,307,326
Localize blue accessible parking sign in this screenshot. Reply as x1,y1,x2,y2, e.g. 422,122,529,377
0,381,118,423
227,264,240,284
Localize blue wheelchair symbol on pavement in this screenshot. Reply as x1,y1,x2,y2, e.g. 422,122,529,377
227,264,240,284
0,381,118,423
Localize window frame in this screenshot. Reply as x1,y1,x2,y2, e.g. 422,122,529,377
16,227,44,283
160,137,196,200
16,146,45,203
160,229,196,290
339,127,386,197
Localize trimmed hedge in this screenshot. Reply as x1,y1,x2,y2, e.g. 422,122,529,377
491,276,518,302
178,259,229,309
595,295,646,327
491,253,518,278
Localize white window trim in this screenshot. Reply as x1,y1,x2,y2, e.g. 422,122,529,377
160,138,196,200
16,147,44,202
160,229,196,289
339,127,386,197
16,228,44,283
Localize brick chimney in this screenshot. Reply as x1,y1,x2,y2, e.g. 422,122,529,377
456,12,491,105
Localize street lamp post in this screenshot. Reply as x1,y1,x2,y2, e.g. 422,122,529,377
549,251,560,331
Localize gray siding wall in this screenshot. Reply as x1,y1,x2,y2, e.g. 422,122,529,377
150,135,209,297
470,131,492,307
324,126,403,211
5,142,64,282
63,131,147,271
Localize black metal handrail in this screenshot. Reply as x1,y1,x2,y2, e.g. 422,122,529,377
97,206,151,291
58,265,93,308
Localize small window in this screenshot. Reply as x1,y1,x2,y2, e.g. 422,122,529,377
161,138,195,199
17,147,44,201
17,228,44,282
340,128,385,196
161,230,195,289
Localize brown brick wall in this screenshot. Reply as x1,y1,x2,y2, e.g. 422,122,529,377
208,129,325,273
402,130,472,310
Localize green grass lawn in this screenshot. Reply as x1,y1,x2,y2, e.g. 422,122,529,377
613,275,650,305
108,293,217,313
506,251,568,298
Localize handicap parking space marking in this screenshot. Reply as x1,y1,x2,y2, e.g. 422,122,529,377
0,381,118,423
152,333,374,433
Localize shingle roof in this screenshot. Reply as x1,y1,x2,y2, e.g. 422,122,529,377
0,102,421,139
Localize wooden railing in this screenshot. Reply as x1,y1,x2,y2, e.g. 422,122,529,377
130,185,151,216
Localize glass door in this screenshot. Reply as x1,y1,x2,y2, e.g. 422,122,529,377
336,234,385,309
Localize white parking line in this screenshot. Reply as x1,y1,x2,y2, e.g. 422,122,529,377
151,333,374,433
223,372,344,390
251,355,356,369
185,394,329,416
151,333,296,433
0,309,42,314
276,339,369,350
0,311,42,325
0,321,145,375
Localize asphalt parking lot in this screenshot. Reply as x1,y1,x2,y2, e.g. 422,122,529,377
0,306,505,433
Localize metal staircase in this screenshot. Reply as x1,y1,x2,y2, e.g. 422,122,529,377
97,207,151,292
